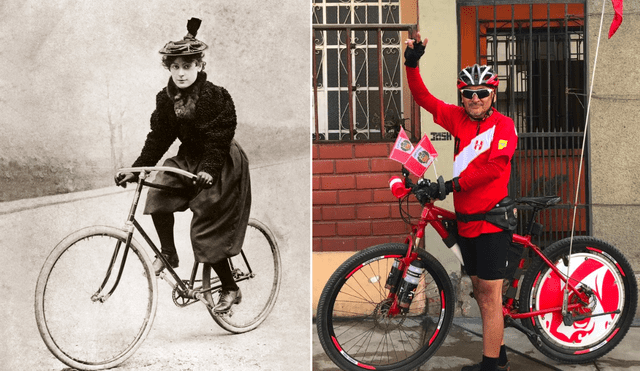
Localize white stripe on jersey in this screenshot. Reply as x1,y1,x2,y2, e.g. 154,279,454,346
453,126,495,177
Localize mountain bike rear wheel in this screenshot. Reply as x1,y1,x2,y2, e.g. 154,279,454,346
519,236,637,363
203,218,281,333
35,226,157,370
316,243,455,371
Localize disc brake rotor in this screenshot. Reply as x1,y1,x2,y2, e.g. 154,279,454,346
373,298,406,329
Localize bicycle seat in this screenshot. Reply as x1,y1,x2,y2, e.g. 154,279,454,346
516,196,562,209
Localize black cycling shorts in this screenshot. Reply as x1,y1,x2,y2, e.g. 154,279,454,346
458,230,512,280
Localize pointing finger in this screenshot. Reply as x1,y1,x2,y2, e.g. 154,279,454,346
414,32,422,44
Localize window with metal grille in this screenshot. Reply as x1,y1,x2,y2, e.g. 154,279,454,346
459,1,589,247
312,0,419,142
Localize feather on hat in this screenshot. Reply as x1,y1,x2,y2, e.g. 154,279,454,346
159,18,208,56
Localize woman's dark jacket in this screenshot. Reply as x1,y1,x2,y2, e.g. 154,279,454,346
132,72,236,178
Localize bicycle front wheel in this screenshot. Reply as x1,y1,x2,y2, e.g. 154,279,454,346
316,243,455,371
203,218,281,333
35,226,158,370
519,236,637,363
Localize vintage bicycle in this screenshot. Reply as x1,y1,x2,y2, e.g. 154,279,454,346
316,168,637,371
35,167,281,370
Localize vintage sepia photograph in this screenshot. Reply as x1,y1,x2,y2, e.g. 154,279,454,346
0,1,310,370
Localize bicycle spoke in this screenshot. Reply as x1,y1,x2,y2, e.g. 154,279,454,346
203,219,281,333
35,227,157,370
318,245,454,370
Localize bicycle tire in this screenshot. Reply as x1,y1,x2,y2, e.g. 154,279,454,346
202,218,281,333
35,226,158,370
519,236,637,363
316,243,455,371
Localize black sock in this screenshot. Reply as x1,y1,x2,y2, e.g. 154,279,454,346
481,355,498,371
499,345,508,366
210,260,239,291
152,213,177,256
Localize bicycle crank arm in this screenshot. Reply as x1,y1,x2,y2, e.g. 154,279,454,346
195,292,211,308
563,309,621,325
504,317,542,346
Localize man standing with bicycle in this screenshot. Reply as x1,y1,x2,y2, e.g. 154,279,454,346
404,32,518,371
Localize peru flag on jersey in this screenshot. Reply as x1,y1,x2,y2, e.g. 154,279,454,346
453,126,495,177
388,126,414,164
403,134,438,177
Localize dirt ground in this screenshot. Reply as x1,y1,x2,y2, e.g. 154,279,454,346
0,157,310,371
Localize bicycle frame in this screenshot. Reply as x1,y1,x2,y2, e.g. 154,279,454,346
93,167,255,305
389,200,590,321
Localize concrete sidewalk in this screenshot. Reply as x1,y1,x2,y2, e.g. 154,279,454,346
313,318,640,370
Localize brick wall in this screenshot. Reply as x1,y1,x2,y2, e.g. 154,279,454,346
313,143,423,252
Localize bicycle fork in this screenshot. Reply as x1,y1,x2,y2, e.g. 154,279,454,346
91,236,132,303
383,232,423,317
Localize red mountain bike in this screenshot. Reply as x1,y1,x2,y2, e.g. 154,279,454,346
316,168,637,371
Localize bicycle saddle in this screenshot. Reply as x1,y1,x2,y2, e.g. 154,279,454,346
516,196,561,208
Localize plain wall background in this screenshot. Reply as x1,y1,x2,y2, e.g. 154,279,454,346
0,0,309,200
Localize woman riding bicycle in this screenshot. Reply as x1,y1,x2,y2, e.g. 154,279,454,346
115,18,251,314
405,32,518,371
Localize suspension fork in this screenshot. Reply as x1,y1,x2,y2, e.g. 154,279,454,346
385,229,421,316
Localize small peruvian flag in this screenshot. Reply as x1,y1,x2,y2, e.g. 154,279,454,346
403,134,438,177
388,126,414,164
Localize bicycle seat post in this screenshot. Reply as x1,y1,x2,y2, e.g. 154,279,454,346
525,208,540,236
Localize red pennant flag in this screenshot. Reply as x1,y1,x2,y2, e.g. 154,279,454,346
608,0,623,38
403,135,438,177
388,127,414,164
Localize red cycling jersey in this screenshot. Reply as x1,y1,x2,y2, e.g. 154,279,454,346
406,66,518,238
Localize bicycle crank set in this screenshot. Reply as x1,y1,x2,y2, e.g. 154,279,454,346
172,284,199,308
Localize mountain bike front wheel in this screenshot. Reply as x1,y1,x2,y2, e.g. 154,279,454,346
35,226,157,370
203,218,281,333
519,236,637,363
316,243,455,371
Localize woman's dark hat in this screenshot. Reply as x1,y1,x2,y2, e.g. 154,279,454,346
159,18,208,56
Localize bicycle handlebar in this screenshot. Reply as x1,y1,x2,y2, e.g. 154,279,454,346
389,170,444,205
115,166,201,192
117,166,198,180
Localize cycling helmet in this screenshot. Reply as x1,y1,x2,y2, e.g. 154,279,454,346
457,64,499,89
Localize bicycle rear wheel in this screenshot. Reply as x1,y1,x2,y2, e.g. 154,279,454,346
316,243,455,371
35,226,157,370
202,218,281,333
519,236,637,363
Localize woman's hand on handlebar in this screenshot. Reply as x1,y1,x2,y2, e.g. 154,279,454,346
195,171,214,189
114,173,138,188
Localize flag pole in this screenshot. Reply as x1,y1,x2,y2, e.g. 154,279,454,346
562,0,607,317
431,159,438,179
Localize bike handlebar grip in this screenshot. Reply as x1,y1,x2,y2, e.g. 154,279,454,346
437,176,447,200
389,176,411,198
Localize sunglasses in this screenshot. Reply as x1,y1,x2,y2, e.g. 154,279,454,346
460,89,493,99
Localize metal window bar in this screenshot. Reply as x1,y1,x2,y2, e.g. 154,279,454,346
464,1,588,248
313,24,419,142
